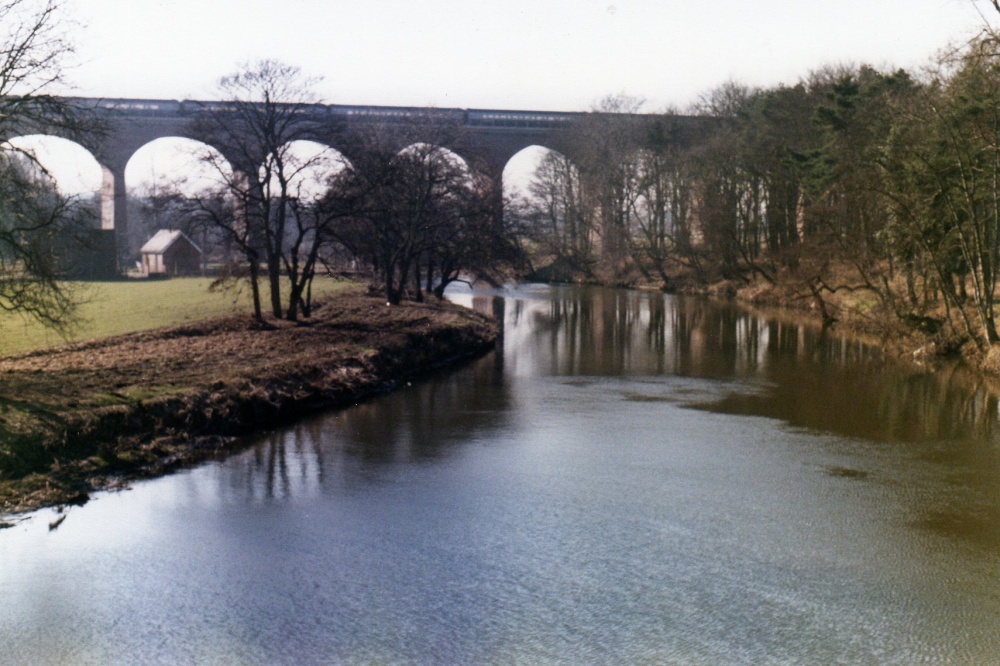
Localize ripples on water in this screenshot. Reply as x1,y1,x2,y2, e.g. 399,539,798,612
3,284,1000,664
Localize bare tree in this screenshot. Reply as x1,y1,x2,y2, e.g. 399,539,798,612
629,115,697,288
0,0,101,330
572,95,647,283
281,151,352,319
338,128,470,304
0,0,84,137
420,167,522,298
192,59,330,321
331,117,521,304
525,149,596,279
0,154,91,330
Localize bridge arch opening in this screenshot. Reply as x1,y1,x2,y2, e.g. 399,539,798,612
395,143,475,191
502,145,569,202
398,143,471,171
126,137,233,198
123,137,235,266
4,134,105,224
267,140,350,202
504,145,591,277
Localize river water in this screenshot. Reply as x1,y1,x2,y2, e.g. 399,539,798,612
3,284,1000,664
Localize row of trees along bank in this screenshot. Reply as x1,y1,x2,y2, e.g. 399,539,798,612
516,26,1000,355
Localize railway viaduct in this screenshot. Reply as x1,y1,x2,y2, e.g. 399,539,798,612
24,98,700,276
70,98,582,237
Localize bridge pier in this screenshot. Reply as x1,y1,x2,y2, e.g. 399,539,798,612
98,163,129,276
114,166,129,274
99,166,115,231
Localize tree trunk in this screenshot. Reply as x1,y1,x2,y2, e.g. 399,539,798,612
413,261,423,302
268,252,282,318
248,258,263,322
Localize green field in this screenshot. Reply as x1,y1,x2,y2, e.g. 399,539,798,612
0,277,353,357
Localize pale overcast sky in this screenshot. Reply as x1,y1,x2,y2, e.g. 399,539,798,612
62,0,992,113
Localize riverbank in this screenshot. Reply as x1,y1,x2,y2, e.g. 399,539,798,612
719,274,955,363
628,260,970,369
0,291,497,516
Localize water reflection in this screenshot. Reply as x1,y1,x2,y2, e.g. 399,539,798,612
226,284,1000,556
484,284,853,379
477,285,1000,549
462,284,1000,445
247,284,1000,546
222,347,512,502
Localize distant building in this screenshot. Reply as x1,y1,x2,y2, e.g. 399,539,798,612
140,229,202,276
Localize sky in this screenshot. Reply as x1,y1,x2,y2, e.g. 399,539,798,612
62,0,994,113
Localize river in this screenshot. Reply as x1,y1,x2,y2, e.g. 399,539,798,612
3,284,1000,664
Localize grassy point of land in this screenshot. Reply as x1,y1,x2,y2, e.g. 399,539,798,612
0,277,352,357
0,284,497,515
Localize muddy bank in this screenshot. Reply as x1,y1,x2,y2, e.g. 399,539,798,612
0,291,497,515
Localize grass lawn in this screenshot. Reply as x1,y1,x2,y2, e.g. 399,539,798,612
0,276,353,357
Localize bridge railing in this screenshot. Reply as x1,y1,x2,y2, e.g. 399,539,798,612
63,97,581,131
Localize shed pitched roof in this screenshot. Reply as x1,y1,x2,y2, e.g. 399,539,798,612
140,229,202,255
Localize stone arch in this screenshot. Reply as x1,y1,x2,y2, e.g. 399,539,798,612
267,140,351,202
122,137,234,264
4,134,107,226
502,144,571,200
396,142,476,187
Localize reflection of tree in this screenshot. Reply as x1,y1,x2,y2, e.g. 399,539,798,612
521,286,765,377
216,349,511,501
218,418,331,502
515,285,1000,446
696,312,1000,445
335,353,510,461
470,295,506,372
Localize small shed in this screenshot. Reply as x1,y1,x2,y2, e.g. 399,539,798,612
140,229,202,277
